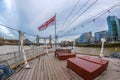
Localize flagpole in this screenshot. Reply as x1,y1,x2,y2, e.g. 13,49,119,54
38,13,56,50
55,13,57,50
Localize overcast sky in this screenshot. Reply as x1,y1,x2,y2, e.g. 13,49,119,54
0,0,120,41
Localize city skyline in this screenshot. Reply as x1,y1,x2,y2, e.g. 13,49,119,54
0,0,120,41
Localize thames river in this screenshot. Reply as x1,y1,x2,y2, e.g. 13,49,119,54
0,45,120,56
0,45,31,55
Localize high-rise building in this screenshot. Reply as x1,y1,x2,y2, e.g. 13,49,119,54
118,19,120,40
107,16,120,41
94,30,109,43
78,32,93,44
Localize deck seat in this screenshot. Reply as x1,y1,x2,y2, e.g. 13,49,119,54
67,57,108,80
55,49,71,57
57,53,76,60
78,56,109,71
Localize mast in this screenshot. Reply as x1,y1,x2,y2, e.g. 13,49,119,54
55,13,57,50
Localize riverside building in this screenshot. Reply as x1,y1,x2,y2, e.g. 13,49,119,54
107,16,120,41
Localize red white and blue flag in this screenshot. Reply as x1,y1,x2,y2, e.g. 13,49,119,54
38,15,56,31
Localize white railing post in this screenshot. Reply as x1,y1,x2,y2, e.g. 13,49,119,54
72,39,75,53
20,32,30,68
99,38,106,58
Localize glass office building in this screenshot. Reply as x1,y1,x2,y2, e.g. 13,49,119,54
94,30,109,43
78,32,92,44
107,16,120,41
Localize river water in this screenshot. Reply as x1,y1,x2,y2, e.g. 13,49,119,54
0,45,120,56
0,45,31,55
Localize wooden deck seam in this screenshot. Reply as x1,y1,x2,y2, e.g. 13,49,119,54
8,53,83,80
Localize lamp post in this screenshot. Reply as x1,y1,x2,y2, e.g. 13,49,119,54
99,38,106,58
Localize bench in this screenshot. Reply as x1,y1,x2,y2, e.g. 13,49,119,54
67,57,108,80
55,49,71,57
57,53,76,60
78,56,109,72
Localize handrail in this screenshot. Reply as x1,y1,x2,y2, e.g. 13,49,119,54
0,47,46,69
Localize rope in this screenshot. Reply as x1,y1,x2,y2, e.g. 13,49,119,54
59,0,90,33
59,3,120,37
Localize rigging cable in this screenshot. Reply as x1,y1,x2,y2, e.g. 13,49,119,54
58,0,90,33
59,3,120,37
62,0,81,27
0,24,18,32
59,0,98,34
0,24,37,37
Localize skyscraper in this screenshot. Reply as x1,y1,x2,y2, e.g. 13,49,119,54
118,19,120,40
94,30,109,43
107,16,120,41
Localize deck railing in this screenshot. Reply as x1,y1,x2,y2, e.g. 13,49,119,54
0,46,47,68
0,23,55,69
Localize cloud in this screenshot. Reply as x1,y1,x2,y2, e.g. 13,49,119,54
3,0,12,11
0,0,120,40
0,24,16,38
57,0,120,38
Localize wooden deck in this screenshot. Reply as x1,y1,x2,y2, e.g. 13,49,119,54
8,53,120,80
9,53,83,80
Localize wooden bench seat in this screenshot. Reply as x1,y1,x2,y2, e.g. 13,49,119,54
57,53,76,60
78,56,109,71
67,57,108,80
55,49,71,57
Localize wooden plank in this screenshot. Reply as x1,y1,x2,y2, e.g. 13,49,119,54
44,55,52,80
47,54,58,80
48,56,63,80
54,55,82,80
49,53,79,80
9,67,25,79
36,57,42,80
21,60,36,80
9,53,83,80
47,55,57,80
38,55,45,80
22,59,38,80
43,55,49,80
32,59,39,80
